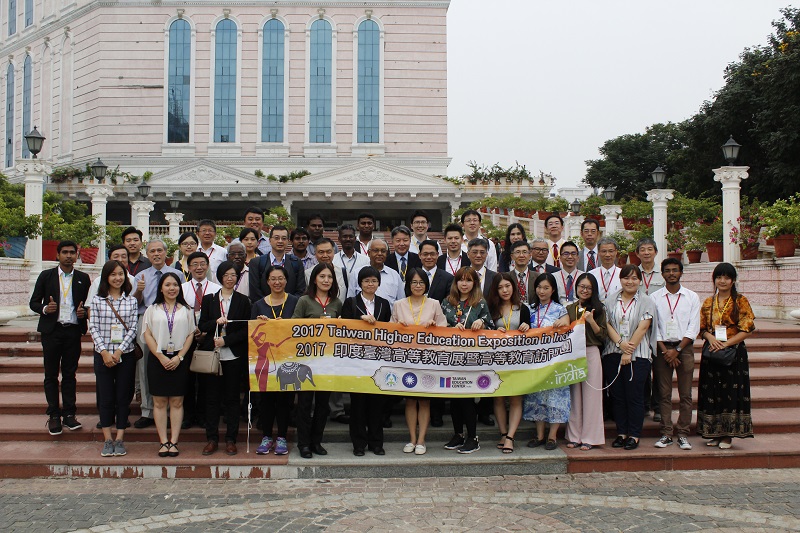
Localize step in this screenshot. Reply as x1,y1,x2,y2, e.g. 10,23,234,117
0,355,94,374
0,341,96,358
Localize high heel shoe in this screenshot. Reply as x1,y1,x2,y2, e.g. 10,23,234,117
158,442,170,457
168,442,179,457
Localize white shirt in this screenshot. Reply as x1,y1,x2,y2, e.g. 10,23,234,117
333,251,370,282
348,264,405,305
555,268,583,305
199,244,228,284
589,265,621,301
409,236,440,255
652,285,701,343
361,295,376,316
423,265,438,280
182,279,222,322
545,238,567,267
356,236,374,256
462,234,498,271
443,252,464,276
57,267,78,324
218,294,236,361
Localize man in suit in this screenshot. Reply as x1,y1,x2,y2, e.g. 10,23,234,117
460,210,498,271
543,214,567,268
250,225,307,300
554,241,584,305
508,240,536,306
464,238,496,300
437,223,471,276
577,218,601,272
529,238,560,276
385,225,422,281
29,240,91,436
419,239,453,302
409,210,440,255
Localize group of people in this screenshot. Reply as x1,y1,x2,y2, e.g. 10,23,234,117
29,207,756,458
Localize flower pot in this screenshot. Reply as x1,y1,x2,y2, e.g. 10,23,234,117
628,250,641,266
165,257,174,266
740,244,759,260
667,251,684,262
616,253,628,267
773,234,797,258
4,236,27,258
538,212,550,220
79,247,98,265
706,242,723,262
622,218,635,230
42,240,59,261
686,250,702,264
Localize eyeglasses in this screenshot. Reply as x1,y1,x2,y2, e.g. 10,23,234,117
531,247,549,253
268,277,286,283
560,251,578,257
410,280,426,286
222,273,238,279
511,250,530,256
576,285,593,291
227,251,245,257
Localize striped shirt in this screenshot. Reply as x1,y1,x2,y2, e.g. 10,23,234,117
88,294,139,354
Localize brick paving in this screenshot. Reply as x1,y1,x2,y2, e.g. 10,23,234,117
0,469,799,531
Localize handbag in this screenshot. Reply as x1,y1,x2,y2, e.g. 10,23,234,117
701,340,737,366
106,299,144,361
190,327,222,375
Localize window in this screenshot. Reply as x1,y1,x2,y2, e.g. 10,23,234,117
261,18,284,143
213,18,237,143
357,20,380,143
24,0,32,28
22,55,31,158
167,19,191,143
9,0,17,36
309,19,332,144
6,64,14,167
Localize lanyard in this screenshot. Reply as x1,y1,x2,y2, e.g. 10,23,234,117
619,296,636,318
219,294,230,318
59,272,73,303
712,294,732,327
359,240,370,255
234,268,246,291
456,300,473,325
501,306,513,330
340,253,356,276
266,293,287,319
408,296,427,325
642,271,655,293
601,266,617,295
446,255,461,275
271,254,285,267
162,303,177,337
315,294,331,315
129,260,142,276
361,295,376,316
665,292,682,319
534,301,552,328
561,270,575,300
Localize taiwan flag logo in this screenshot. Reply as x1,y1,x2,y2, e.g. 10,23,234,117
439,377,452,388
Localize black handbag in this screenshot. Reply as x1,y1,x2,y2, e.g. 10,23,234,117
701,341,737,366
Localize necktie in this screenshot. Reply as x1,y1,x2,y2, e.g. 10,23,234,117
566,274,573,300
587,250,596,270
427,270,432,279
400,256,407,279
194,282,203,312
518,272,527,300
553,244,560,268
603,269,610,284
155,270,162,284
536,264,542,274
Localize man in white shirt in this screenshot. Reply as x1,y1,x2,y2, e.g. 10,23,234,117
348,239,405,305
333,224,370,284
578,218,601,272
554,241,584,305
589,236,622,301
244,206,271,256
356,212,376,256
305,238,348,302
197,219,227,284
636,237,666,296
408,210,440,255
460,210,498,271
543,214,566,268
438,223,470,276
652,257,701,451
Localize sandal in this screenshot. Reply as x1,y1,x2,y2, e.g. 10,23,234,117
496,433,508,449
706,438,721,447
158,442,170,457
501,436,515,454
580,443,593,451
565,441,581,449
168,442,179,457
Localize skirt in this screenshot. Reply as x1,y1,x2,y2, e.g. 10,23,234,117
523,386,571,424
147,350,190,397
696,342,754,439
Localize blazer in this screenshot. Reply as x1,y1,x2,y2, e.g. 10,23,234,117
198,290,252,358
249,253,307,301
509,268,537,306
481,269,497,300
341,295,392,323
29,267,91,334
578,247,599,272
530,262,560,275
385,252,422,281
426,269,454,303
436,252,471,273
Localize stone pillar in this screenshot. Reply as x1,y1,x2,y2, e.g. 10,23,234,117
18,159,52,287
713,166,750,263
130,200,155,242
600,204,622,235
449,200,461,225
165,212,184,242
86,183,114,264
646,189,674,263
564,214,583,241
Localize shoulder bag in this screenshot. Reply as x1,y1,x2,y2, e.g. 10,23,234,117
106,298,144,361
191,326,222,375
701,340,737,366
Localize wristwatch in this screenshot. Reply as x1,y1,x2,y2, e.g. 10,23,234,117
676,345,683,352
178,355,184,362
615,339,622,348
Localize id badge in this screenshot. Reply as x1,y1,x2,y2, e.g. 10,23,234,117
665,319,679,340
110,324,124,344
59,307,72,323
714,325,728,342
166,341,176,354
320,312,331,319
618,318,630,338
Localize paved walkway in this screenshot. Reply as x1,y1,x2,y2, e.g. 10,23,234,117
2,469,800,532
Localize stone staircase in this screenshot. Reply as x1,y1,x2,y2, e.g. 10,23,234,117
0,319,798,478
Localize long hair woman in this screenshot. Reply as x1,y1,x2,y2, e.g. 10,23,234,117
498,223,527,272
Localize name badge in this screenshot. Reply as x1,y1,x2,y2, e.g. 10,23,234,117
714,325,728,342
618,318,630,338
166,341,176,354
665,319,679,340
320,312,331,319
110,324,124,344
59,307,72,323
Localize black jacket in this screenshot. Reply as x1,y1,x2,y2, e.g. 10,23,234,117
384,252,422,281
341,295,392,322
436,252,471,272
198,290,252,358
249,253,306,301
29,267,91,334
426,269,454,303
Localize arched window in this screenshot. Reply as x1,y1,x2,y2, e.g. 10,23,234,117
167,19,191,143
309,19,332,144
25,0,32,27
22,55,31,158
5,64,14,167
357,20,380,143
213,18,237,143
9,0,17,36
261,18,285,143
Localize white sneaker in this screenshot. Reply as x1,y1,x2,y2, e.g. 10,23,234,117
654,435,673,448
403,442,415,453
678,436,692,450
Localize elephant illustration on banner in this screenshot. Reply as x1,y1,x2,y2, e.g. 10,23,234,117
276,362,316,391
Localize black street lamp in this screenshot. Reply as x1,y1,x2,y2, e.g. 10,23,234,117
138,182,152,199
89,158,108,183
169,198,180,212
24,127,45,159
651,166,667,187
570,199,581,215
721,136,741,165
602,187,616,202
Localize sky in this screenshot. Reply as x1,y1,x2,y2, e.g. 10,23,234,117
446,0,792,191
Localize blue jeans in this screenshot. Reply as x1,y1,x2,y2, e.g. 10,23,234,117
604,353,650,439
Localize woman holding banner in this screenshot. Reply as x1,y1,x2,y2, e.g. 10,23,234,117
291,263,343,459
343,266,393,456
252,265,299,456
603,264,657,451
487,272,530,454
391,267,448,456
523,273,568,450
441,267,494,454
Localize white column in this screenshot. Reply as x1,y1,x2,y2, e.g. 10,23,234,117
646,189,674,263
713,166,750,263
281,198,293,217
600,204,622,235
18,159,52,287
86,183,114,263
130,200,155,242
449,200,461,224
165,212,184,242
564,214,583,241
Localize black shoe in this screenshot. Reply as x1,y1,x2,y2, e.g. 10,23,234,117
478,414,494,427
612,436,626,448
623,437,639,450
353,448,365,456
653,413,662,423
96,421,102,430
444,434,465,450
333,414,350,424
430,416,444,428
299,446,313,459
370,446,385,456
125,419,131,429
458,436,480,454
134,417,154,429
63,415,82,431
311,444,328,456
382,416,392,428
527,438,543,448
47,416,63,436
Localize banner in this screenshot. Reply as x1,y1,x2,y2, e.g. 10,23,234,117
248,319,587,398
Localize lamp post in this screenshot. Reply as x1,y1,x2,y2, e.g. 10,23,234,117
165,197,184,242
600,187,622,235
565,199,583,240
85,157,113,263
713,136,749,263
130,182,155,243
19,127,51,286
646,166,674,263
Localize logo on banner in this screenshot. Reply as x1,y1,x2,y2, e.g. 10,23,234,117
384,372,398,387
402,372,418,388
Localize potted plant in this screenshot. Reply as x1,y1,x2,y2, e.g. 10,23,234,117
684,234,704,264
220,224,242,243
666,228,686,262
687,218,724,262
162,236,179,265
729,217,761,260
69,216,102,265
759,195,800,258
0,204,42,258
608,232,633,267
621,199,652,230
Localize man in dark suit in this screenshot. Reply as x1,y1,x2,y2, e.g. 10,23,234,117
249,225,306,300
419,240,453,302
384,225,422,281
29,240,91,436
508,240,537,306
437,223,471,276
529,238,560,276
577,218,601,272
464,237,497,303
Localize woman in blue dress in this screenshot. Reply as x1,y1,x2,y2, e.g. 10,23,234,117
523,272,568,450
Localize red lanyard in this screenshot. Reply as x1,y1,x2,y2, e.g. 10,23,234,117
560,270,575,300
219,295,229,318
359,241,370,254
447,255,461,275
619,296,636,318
234,267,246,291
642,271,654,293
601,266,617,294
315,294,331,315
534,301,552,328
665,293,681,319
